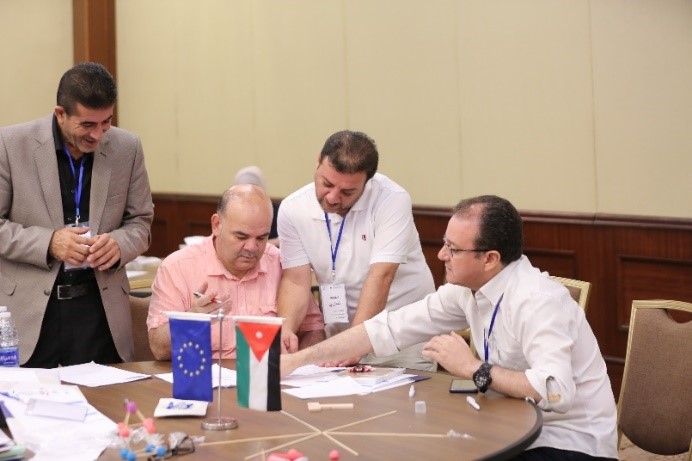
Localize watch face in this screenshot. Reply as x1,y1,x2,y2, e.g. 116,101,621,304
474,373,489,386
473,363,492,392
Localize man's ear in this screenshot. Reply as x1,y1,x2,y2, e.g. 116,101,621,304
211,213,221,236
54,106,66,121
484,250,502,271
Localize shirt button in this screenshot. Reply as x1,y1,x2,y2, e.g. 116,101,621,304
44,289,51,296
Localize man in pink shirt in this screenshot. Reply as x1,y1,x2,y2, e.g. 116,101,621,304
147,184,324,359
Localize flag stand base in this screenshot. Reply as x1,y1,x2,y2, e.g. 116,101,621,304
201,416,238,430
201,308,239,431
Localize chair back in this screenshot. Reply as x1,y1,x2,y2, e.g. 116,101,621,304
129,295,155,361
617,299,692,458
551,276,591,312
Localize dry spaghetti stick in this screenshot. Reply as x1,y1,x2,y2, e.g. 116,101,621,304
200,432,314,447
280,410,322,432
325,410,397,432
244,432,321,460
329,431,448,438
321,432,359,456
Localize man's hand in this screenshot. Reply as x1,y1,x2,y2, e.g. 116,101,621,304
87,233,121,271
191,282,226,314
49,226,93,266
281,330,299,353
422,330,481,378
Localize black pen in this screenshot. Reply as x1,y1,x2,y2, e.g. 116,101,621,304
193,291,224,304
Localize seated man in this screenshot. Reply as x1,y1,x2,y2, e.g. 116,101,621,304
282,195,618,460
147,184,323,359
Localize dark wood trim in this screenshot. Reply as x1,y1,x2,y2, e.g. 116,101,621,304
146,194,692,397
72,0,118,125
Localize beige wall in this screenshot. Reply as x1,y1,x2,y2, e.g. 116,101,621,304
0,0,73,125
1,1,690,218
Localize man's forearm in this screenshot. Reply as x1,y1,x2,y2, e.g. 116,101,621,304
277,267,313,333
283,324,373,376
489,366,542,402
148,325,172,361
350,263,398,326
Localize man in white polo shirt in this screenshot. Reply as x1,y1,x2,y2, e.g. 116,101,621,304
277,130,436,371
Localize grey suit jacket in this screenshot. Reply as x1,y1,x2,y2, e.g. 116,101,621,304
0,114,154,364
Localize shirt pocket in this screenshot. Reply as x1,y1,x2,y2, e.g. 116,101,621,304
492,331,527,369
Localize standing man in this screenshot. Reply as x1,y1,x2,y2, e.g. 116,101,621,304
277,130,436,370
147,185,323,359
0,62,154,367
281,195,618,460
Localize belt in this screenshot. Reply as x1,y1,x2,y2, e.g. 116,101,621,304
53,282,95,300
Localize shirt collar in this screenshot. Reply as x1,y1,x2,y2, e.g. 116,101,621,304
476,255,525,308
52,115,65,153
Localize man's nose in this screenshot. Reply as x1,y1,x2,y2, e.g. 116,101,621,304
244,239,259,252
89,125,107,141
325,189,340,203
437,246,447,261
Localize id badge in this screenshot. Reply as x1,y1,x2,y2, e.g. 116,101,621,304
319,283,349,324
64,221,91,271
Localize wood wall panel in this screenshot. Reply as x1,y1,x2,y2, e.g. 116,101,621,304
148,194,692,397
72,0,118,125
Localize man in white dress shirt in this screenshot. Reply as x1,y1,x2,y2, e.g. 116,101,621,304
281,195,618,460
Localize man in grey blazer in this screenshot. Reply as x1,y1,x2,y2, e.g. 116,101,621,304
0,62,154,367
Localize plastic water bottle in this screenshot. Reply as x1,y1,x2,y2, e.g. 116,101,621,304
0,310,19,367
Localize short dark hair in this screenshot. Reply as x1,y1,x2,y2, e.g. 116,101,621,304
56,62,117,115
319,130,378,180
452,195,523,265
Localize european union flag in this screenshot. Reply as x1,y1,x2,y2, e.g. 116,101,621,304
170,317,213,402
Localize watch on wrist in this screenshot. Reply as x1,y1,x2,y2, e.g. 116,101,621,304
473,362,493,393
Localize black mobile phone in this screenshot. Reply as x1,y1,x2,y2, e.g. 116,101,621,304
449,379,478,394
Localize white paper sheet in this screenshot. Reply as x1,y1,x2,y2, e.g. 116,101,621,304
0,384,117,461
58,362,150,387
281,374,418,399
155,364,236,388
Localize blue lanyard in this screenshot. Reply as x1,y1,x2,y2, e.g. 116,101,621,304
324,212,346,279
483,293,504,362
63,145,85,224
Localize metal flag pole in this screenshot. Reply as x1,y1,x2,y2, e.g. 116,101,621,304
201,306,238,430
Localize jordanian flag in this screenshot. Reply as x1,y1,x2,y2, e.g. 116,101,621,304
235,316,282,411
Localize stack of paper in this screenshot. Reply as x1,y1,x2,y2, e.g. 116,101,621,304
0,383,117,461
281,365,425,399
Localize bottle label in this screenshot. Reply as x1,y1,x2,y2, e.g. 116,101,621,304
0,347,19,367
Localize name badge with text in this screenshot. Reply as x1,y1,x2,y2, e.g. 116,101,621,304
319,283,349,324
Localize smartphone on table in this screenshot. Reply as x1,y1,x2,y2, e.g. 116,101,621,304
449,379,478,393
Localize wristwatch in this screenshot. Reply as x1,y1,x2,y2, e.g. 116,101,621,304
473,362,493,393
